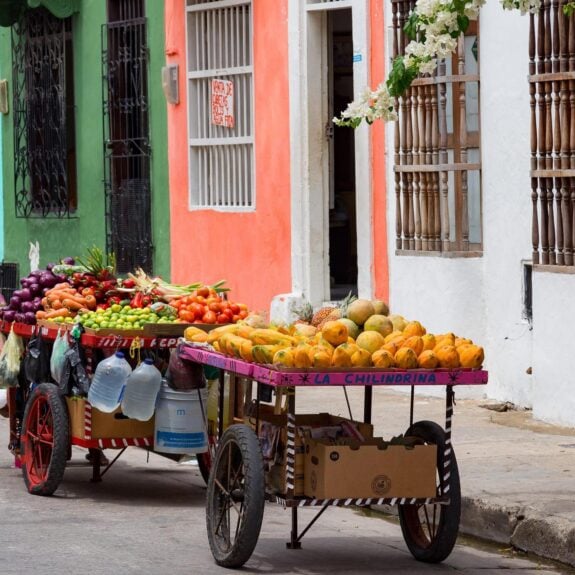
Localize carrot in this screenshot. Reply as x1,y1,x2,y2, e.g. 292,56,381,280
41,297,49,308
36,310,47,320
48,291,87,306
62,298,84,312
51,300,63,310
44,308,70,319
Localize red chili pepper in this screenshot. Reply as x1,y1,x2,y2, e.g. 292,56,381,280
130,292,144,308
141,295,152,307
122,279,136,289
108,296,122,305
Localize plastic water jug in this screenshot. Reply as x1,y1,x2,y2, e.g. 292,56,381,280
88,351,132,413
121,358,162,421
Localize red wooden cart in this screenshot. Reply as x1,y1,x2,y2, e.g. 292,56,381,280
2,321,209,494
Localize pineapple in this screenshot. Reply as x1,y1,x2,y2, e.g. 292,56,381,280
311,292,356,329
292,301,314,324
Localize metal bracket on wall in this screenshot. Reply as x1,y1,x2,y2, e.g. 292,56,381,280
0,80,8,114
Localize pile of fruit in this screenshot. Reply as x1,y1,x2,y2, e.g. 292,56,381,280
184,297,484,370
0,246,250,331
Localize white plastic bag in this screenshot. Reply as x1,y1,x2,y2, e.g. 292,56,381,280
50,329,70,385
0,327,24,389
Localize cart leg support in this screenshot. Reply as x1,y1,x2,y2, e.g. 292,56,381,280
287,504,331,549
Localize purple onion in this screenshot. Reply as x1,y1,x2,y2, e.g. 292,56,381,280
30,270,43,279
9,296,21,310
28,283,41,297
42,287,49,296
14,312,24,323
23,312,36,324
46,262,57,271
62,257,75,265
3,310,16,323
38,272,57,288
20,277,30,287
18,288,32,301
13,289,23,299
54,274,67,283
20,301,35,314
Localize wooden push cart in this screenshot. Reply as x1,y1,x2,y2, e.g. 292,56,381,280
179,344,488,568
3,321,209,494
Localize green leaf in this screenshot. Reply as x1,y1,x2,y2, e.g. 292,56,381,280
456,14,470,33
403,12,419,41
387,56,419,98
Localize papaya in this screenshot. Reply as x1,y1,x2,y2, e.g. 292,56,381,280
331,345,353,367
403,320,426,338
252,345,279,364
321,320,349,346
351,348,372,367
294,345,314,368
372,349,395,368
418,350,439,369
312,350,332,368
207,324,242,344
382,341,398,356
394,347,418,369
455,337,473,348
458,344,484,368
240,339,254,362
401,335,424,356
249,329,296,346
384,330,404,344
421,333,436,352
273,348,295,367
435,345,460,368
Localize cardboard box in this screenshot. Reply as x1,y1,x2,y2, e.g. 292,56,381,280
304,438,437,500
246,410,373,496
66,398,154,440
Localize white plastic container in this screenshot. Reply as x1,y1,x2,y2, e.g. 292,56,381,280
121,358,162,421
87,351,132,413
154,381,208,454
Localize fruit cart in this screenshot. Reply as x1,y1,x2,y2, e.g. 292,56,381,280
179,343,488,568
2,320,209,495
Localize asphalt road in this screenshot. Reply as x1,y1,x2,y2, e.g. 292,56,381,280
0,416,572,575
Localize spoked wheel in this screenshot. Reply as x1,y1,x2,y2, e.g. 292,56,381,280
206,424,265,568
398,420,461,563
21,384,70,496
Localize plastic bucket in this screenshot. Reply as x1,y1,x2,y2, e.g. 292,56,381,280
154,383,208,455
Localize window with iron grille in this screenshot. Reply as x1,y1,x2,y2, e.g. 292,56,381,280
529,0,575,268
391,0,481,253
186,0,254,210
12,8,77,218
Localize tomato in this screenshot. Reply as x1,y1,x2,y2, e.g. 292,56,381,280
179,310,195,323
238,303,248,311
216,314,229,324
196,295,206,304
221,308,234,320
191,303,205,317
238,310,248,320
197,286,210,298
230,303,241,314
232,314,241,323
208,302,221,313
202,310,217,324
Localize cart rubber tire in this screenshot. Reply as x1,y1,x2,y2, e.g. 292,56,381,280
398,420,461,563
20,383,70,496
206,424,265,568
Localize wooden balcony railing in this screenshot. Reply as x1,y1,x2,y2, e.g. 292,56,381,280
530,0,575,267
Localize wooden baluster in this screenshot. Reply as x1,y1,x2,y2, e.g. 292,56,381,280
570,12,575,171
438,59,449,251
418,85,428,251
558,1,572,265
400,89,409,249
431,82,440,251
458,37,469,251
537,4,550,263
530,13,540,264
392,1,402,250
408,86,420,252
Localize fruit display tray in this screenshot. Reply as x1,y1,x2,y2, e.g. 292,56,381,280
179,344,489,388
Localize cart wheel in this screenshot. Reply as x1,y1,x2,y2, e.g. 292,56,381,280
206,424,265,568
20,383,70,496
398,420,461,563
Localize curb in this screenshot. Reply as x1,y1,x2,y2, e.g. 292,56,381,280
460,497,575,568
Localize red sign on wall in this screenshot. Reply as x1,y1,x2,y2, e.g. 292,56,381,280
211,79,234,128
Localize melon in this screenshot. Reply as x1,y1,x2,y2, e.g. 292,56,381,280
337,318,360,340
371,300,390,316
363,314,394,337
346,299,375,326
356,330,385,354
389,314,408,332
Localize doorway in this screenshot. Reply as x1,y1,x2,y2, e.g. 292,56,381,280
328,9,357,300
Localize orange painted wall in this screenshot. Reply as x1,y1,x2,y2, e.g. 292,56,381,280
164,0,292,312
370,0,389,302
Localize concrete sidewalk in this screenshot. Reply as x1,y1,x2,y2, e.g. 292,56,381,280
293,386,575,568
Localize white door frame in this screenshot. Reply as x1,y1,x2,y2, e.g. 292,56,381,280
288,0,373,306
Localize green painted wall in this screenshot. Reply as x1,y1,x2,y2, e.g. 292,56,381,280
0,0,170,278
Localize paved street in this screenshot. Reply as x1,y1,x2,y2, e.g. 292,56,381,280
0,415,572,575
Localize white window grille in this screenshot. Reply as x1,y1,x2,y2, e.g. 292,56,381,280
186,0,254,210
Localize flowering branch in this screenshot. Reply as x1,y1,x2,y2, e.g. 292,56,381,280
334,0,546,128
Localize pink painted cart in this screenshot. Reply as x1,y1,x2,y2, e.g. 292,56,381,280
179,344,488,568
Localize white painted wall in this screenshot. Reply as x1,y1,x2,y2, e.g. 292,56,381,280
532,271,575,426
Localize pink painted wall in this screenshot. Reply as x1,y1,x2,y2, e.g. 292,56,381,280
165,0,291,312
370,0,390,303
